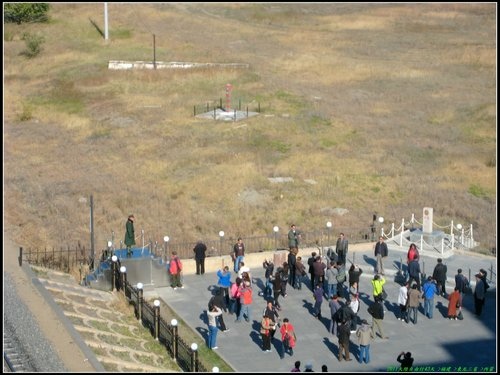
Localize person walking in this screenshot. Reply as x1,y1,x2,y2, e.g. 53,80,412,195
260,314,273,352
367,295,388,339
124,214,135,258
169,251,183,289
233,238,245,272
422,276,439,319
313,283,324,320
207,304,222,350
216,266,231,307
356,319,374,364
447,287,461,320
336,233,348,265
473,272,486,316
398,281,409,323
338,320,352,361
374,236,388,275
288,224,301,250
279,262,290,297
308,252,317,291
263,259,275,298
272,271,283,310
280,318,297,358
348,264,363,293
407,283,421,324
397,351,414,370
193,241,207,275
432,258,448,297
312,256,327,290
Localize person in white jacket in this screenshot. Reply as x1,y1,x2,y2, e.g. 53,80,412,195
398,281,409,323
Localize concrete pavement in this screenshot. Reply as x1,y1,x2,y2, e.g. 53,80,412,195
150,245,496,372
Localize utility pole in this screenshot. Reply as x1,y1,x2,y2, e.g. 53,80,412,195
104,3,109,40
90,194,95,270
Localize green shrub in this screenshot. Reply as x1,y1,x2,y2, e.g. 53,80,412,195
21,32,45,58
468,184,488,198
4,3,50,24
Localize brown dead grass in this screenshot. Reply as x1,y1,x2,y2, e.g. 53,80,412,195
3,3,496,254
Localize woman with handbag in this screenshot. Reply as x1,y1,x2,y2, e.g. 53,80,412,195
280,318,297,358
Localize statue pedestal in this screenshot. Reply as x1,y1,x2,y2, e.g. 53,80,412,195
410,229,444,246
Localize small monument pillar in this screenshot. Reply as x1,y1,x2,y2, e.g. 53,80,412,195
423,207,433,233
225,83,232,111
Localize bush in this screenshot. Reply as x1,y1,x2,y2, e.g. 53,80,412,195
21,32,45,58
4,3,50,24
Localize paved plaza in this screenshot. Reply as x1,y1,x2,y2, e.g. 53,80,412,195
152,245,496,372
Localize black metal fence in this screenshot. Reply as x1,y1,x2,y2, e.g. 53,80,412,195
121,277,209,372
193,97,261,116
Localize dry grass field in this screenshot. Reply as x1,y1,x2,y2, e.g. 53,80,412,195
3,3,496,254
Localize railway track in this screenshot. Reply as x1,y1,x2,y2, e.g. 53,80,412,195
3,326,34,372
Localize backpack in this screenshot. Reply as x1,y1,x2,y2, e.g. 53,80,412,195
336,268,346,283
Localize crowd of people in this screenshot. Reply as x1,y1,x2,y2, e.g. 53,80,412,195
143,219,491,371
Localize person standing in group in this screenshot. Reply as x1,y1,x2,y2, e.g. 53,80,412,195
272,271,283,310
236,280,253,323
374,236,388,275
280,262,290,297
169,251,183,289
280,318,297,358
260,314,273,352
229,277,242,316
422,276,439,319
432,258,448,297
288,248,297,289
308,252,317,291
405,243,419,284
336,233,349,265
216,266,232,307
371,274,386,301
208,288,228,332
313,283,324,320
338,319,352,361
398,281,409,323
407,256,421,290
454,268,469,306
356,319,374,364
207,304,222,350
473,272,486,316
312,256,327,291
348,264,363,294
263,301,280,339
329,294,342,337
336,261,347,299
288,224,301,250
263,259,275,298
193,241,207,275
407,283,421,324
447,287,461,320
295,256,307,290
324,261,338,300
124,214,135,258
367,295,388,339
349,294,360,333
397,351,414,370
238,262,251,281
291,360,301,372
233,238,245,273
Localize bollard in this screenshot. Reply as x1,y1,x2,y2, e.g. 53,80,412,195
153,299,160,340
171,319,178,359
137,283,144,321
190,343,198,372
120,266,127,294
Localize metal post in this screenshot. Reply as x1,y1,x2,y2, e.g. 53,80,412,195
153,300,160,340
111,255,118,291
171,319,178,359
153,34,156,69
18,247,23,266
90,194,95,271
190,343,198,372
104,3,109,40
137,283,144,321
120,266,127,295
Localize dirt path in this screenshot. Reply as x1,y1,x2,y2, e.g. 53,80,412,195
3,226,96,372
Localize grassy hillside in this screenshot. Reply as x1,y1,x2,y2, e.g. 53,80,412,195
3,3,496,253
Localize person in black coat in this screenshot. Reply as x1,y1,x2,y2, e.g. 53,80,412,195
288,249,297,289
338,320,352,361
432,258,447,297
308,252,317,290
208,288,228,332
193,241,207,275
367,296,388,339
397,351,414,370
